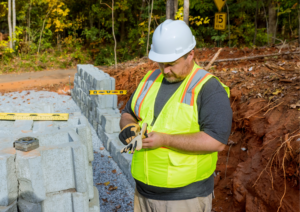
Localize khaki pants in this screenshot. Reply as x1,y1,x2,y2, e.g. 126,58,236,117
134,188,213,212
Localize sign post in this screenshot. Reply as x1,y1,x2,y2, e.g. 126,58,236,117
213,0,227,47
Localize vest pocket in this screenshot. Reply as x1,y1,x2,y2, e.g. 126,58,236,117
171,103,194,133
167,151,197,187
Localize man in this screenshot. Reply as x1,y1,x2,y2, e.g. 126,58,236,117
119,19,232,212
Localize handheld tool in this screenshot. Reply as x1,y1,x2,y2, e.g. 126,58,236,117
120,123,147,154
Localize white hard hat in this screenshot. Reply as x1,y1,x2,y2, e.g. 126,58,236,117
148,19,196,63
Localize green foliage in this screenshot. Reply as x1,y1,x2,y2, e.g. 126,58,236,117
0,0,298,74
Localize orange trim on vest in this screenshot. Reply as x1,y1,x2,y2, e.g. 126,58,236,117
190,73,212,106
137,73,162,119
180,68,200,103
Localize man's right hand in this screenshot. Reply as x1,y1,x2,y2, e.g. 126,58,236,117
119,123,141,145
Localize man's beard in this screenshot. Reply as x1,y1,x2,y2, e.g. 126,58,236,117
163,73,185,83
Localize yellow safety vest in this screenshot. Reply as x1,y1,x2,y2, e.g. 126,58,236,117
130,63,230,188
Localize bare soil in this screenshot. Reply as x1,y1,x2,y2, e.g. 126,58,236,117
1,47,299,212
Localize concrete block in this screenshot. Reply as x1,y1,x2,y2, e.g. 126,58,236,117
18,199,42,212
101,113,121,134
89,187,100,212
12,120,33,137
87,97,92,111
94,78,112,91
36,127,70,147
40,103,54,113
42,191,72,212
0,138,14,151
87,163,94,200
0,149,17,206
32,121,53,134
78,77,82,89
76,118,94,162
108,138,135,188
0,200,17,212
71,142,88,193
39,144,75,193
16,150,46,203
72,192,89,212
92,120,98,132
97,125,118,151
97,125,108,145
96,108,117,124
13,120,33,132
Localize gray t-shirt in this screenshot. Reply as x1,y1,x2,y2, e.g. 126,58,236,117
122,75,232,200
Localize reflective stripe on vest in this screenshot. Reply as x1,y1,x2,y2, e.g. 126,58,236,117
181,69,212,106
133,69,161,120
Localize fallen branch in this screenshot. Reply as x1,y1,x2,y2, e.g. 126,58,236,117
202,51,300,64
205,48,223,70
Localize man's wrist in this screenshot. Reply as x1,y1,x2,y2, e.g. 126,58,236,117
162,133,170,147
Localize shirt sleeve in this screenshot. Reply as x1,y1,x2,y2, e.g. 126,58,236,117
196,78,232,145
121,90,139,121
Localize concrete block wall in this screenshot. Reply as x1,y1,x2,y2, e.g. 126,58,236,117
0,112,100,212
71,64,136,188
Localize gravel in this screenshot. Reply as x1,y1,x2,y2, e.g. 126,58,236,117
0,90,134,212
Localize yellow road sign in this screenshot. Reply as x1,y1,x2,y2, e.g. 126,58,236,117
89,90,127,95
214,12,227,30
0,113,69,120
213,0,227,12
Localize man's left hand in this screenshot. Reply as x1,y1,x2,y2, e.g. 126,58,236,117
142,132,167,149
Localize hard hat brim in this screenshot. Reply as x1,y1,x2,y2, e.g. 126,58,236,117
148,42,196,63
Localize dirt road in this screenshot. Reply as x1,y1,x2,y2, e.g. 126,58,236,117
0,69,77,94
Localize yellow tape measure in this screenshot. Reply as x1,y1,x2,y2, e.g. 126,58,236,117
0,113,69,120
89,90,127,95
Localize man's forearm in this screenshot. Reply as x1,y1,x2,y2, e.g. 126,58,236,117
120,113,138,129
163,131,225,154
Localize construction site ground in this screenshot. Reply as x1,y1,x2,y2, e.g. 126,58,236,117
1,47,300,212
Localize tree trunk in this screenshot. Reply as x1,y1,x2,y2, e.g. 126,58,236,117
146,0,154,56
12,0,16,49
89,11,94,28
26,0,32,42
112,0,117,68
268,1,277,45
174,0,178,15
38,6,52,54
166,0,174,20
183,0,189,25
253,0,258,45
8,0,12,49
262,1,269,45
139,0,146,21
